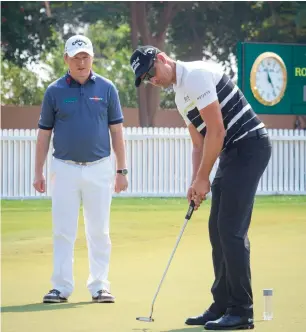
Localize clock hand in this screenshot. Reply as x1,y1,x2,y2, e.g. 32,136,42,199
267,71,277,97
267,71,272,84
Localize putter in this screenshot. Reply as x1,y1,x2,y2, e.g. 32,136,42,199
136,200,196,323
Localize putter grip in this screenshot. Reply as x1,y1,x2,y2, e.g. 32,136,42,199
185,200,195,220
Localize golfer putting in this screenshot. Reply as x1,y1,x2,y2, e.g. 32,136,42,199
130,46,271,330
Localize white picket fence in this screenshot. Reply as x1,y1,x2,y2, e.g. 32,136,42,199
1,128,306,199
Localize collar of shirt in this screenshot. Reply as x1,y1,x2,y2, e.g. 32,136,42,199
65,70,96,86
173,60,184,92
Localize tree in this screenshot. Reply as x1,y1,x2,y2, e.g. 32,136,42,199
170,1,306,78
1,53,45,105
1,29,66,106
129,1,181,126
3,1,305,120
250,1,306,43
1,1,56,66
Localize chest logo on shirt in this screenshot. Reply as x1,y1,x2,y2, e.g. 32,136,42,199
184,95,190,103
89,96,103,101
64,97,78,103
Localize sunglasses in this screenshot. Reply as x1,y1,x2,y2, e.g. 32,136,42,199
143,61,156,83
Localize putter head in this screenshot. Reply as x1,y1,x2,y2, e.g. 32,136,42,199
136,317,154,322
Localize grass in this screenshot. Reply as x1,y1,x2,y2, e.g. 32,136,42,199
1,196,306,332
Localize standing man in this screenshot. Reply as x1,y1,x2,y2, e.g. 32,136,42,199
129,46,271,330
33,35,128,304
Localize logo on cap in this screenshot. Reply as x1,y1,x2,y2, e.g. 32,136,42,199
131,56,140,73
72,39,87,47
145,48,154,54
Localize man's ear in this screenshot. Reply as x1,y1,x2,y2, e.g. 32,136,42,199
156,52,167,64
64,54,68,65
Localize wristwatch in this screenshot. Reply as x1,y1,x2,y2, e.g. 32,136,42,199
117,169,128,176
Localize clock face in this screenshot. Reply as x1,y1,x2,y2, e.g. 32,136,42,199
250,52,287,106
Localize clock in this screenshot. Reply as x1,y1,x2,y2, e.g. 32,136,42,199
250,52,287,106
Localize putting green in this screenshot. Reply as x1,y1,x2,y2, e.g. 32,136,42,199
1,197,306,332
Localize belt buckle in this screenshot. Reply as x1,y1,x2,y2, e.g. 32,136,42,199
76,161,87,166
257,128,268,138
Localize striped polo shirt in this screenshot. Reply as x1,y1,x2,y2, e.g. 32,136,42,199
173,60,264,150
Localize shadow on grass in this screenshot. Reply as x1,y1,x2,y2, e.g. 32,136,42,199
1,301,93,313
161,328,204,332
132,328,203,332
160,319,265,331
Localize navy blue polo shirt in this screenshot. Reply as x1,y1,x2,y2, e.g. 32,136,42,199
39,71,124,162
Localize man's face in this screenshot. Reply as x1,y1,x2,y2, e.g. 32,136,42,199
64,52,93,79
142,56,173,88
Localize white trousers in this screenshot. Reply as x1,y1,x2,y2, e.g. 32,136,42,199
50,157,114,298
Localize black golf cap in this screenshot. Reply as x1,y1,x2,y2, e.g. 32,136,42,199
130,46,161,87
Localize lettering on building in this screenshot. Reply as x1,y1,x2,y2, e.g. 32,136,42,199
295,67,306,77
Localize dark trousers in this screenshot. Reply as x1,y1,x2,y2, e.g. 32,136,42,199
208,135,272,317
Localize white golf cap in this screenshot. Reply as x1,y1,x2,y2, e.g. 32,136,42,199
64,35,94,57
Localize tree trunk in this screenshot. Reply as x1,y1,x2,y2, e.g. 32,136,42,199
146,38,164,126
146,85,160,126
44,1,51,17
130,2,149,126
130,2,179,127
139,85,149,126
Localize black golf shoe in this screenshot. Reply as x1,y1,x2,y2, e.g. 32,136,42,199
43,289,67,303
185,310,221,326
204,314,254,330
